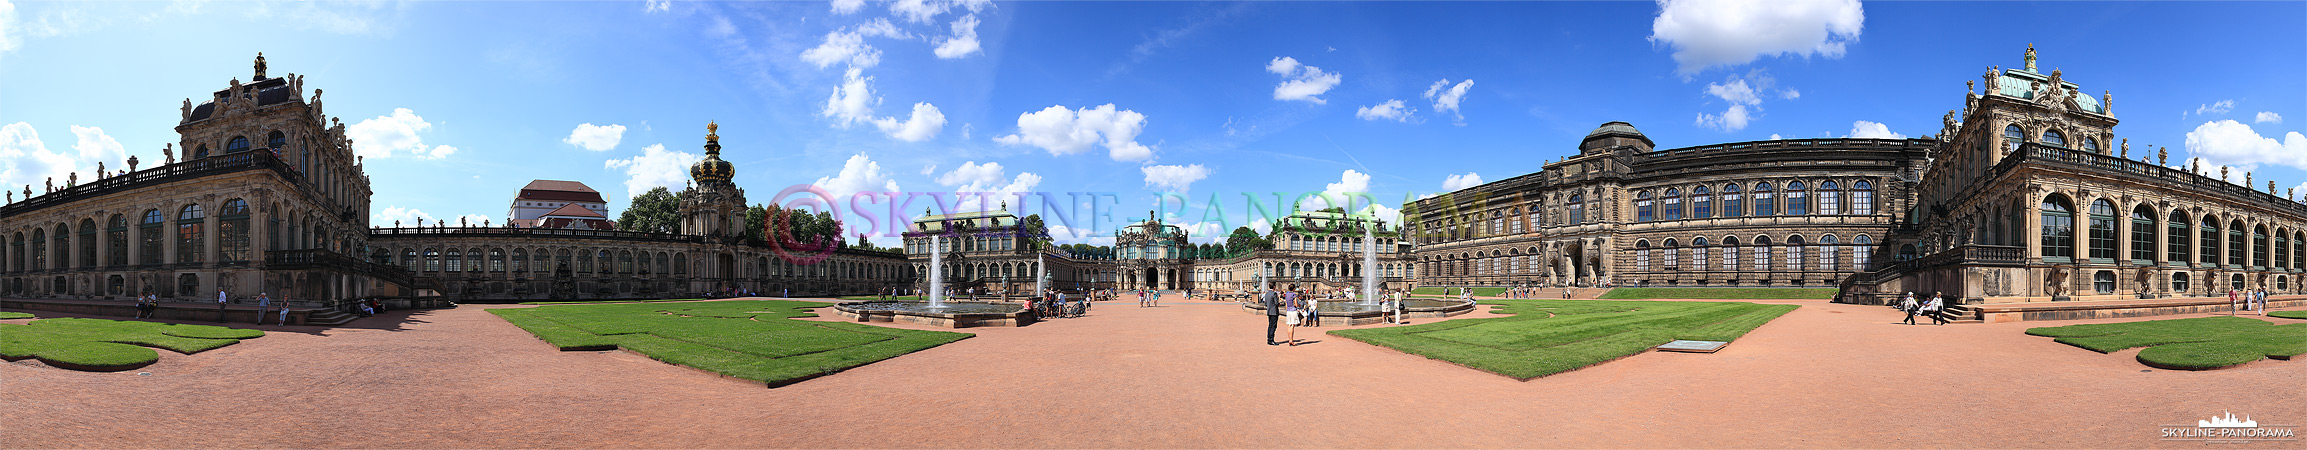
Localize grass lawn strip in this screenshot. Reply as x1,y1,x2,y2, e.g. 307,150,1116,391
1598,288,1839,300
2026,316,2307,370
518,298,704,305
1330,299,1796,379
490,300,972,386
0,318,264,371
0,312,33,319
836,295,927,301
2271,310,2307,320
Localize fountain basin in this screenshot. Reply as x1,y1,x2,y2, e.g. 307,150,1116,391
832,301,1034,328
1241,298,1477,326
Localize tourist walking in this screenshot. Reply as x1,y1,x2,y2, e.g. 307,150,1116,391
1261,288,1282,346
255,293,272,325
1923,292,1948,325
1900,292,1919,325
2256,288,2269,315
216,288,230,323
2229,288,2241,315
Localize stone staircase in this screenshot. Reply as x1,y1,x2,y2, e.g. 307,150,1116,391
302,308,359,326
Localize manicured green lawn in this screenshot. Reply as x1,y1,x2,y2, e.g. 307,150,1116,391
1412,287,1510,296
0,312,32,319
489,300,971,386
1598,288,1838,300
836,295,926,301
1330,299,1797,379
2272,310,2307,320
518,298,704,305
0,318,264,371
2026,316,2307,370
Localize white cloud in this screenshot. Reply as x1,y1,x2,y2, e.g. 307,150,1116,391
347,108,444,159
0,122,74,195
960,172,1040,211
1324,169,1370,197
2292,181,2307,202
1360,203,1402,225
934,161,1007,187
1047,224,1114,246
1649,0,1864,76
1267,56,1342,104
2184,120,2307,173
799,19,907,69
416,145,456,160
1141,164,1209,193
872,102,947,142
1423,78,1474,124
1441,172,1484,191
932,14,982,59
603,144,702,201
562,123,626,151
831,0,864,14
891,0,990,24
993,104,1155,162
1769,133,1784,140
0,0,20,56
371,206,436,228
645,0,670,13
68,125,124,166
813,153,901,201
1695,76,1765,131
2258,111,2283,124
2192,100,2236,118
1780,88,1801,100
1845,120,1905,139
1355,99,1414,122
823,67,880,128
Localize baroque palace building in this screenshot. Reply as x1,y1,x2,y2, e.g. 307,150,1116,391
900,205,1117,294
898,208,1409,294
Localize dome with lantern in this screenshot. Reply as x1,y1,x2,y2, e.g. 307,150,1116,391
690,121,736,183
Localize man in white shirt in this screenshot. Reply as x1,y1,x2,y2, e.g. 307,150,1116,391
216,288,230,323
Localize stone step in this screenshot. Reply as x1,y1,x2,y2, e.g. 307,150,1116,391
303,309,358,326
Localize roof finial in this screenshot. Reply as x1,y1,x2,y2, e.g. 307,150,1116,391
254,52,268,80
2023,43,2037,71
706,121,719,143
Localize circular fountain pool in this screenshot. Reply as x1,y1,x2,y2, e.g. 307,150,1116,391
832,301,1033,328
1242,298,1477,326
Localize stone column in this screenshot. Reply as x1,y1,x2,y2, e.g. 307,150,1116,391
2024,191,2044,261
204,209,220,268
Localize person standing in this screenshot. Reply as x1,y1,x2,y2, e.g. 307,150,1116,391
1261,288,1282,346
254,293,272,325
2256,288,2268,315
1900,292,1919,325
1284,288,1303,346
1923,292,1948,325
2229,288,2240,315
216,288,230,323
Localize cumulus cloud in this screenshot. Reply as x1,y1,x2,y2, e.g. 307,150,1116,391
1141,164,1210,193
68,125,125,166
1355,99,1414,122
1325,169,1371,197
347,108,456,159
1649,0,1864,76
993,104,1155,162
1845,120,1905,139
1360,203,1402,225
645,0,670,13
873,102,947,142
2190,99,2235,119
1781,88,1801,100
830,0,864,14
823,67,880,128
603,144,702,201
934,161,1007,187
1441,172,1484,191
1267,56,1342,104
1423,79,1475,124
799,18,908,69
0,122,75,195
371,206,436,228
2258,111,2283,124
891,0,991,24
562,123,625,151
813,153,901,201
1048,224,1114,246
0,0,20,55
932,14,982,59
1694,72,1779,132
2184,120,2307,174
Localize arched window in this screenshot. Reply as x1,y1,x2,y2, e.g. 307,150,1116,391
2086,199,2116,261
599,250,613,275
575,248,591,273
621,250,635,274
29,229,45,271
1636,191,1655,222
424,248,442,272
2228,220,2245,266
2003,125,2025,153
2252,225,2268,268
1721,184,1744,217
1635,240,1651,272
2039,195,2075,261
444,249,462,272
176,204,205,264
225,136,250,154
1691,186,1713,219
1818,234,1839,271
1854,235,1874,269
2277,228,2291,271
106,215,127,266
1663,188,1683,221
512,249,528,273
2169,212,2191,263
403,248,418,271
2172,272,2191,293
139,209,164,265
1753,235,1773,269
2131,205,2156,263
2200,217,2220,265
77,219,96,268
1785,181,1809,216
2093,270,2116,294
1569,194,1586,225
2042,130,2067,148
1852,181,1875,215
1691,237,1709,270
1753,182,1777,216
219,199,250,263
1664,238,1680,269
490,249,507,272
1721,236,1740,270
1786,235,1806,271
1817,181,1841,215
266,131,287,151
637,252,652,275
194,144,210,160
2083,137,2100,153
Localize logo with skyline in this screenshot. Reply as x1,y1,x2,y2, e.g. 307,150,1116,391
2163,412,2296,443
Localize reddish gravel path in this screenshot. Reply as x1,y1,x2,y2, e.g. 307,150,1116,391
1,296,2301,448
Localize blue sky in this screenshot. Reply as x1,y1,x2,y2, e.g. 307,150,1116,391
3,0,2303,247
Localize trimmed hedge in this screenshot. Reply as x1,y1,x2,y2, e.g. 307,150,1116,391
2027,316,2307,370
1330,299,1796,379
490,300,972,386
0,318,264,371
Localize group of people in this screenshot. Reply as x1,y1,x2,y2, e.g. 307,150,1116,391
1896,292,1950,325
1257,285,1413,346
2231,288,2273,315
